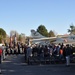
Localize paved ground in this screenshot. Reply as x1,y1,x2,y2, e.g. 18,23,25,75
0,54,75,75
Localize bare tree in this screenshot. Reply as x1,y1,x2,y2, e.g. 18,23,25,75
18,33,25,43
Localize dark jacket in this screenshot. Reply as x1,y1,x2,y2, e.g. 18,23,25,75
65,46,71,56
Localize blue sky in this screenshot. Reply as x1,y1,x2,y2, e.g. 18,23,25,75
0,0,75,36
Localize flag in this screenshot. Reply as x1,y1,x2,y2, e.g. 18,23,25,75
14,32,17,43
10,36,12,47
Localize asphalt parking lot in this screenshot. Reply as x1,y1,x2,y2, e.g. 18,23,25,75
0,54,75,75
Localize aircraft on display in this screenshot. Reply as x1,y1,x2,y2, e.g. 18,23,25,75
65,34,75,44
29,29,75,45
53,34,75,44
30,29,57,45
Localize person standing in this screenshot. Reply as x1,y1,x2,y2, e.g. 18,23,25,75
0,48,2,74
24,44,27,61
2,45,6,60
59,47,63,63
65,44,71,66
26,46,32,64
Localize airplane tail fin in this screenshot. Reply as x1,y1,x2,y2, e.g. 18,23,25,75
31,29,45,38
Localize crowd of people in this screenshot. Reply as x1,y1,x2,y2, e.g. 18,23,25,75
24,43,75,66
0,42,75,66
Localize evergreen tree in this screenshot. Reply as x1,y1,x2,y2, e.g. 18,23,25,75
0,28,6,43
37,25,48,37
48,30,55,37
68,24,75,34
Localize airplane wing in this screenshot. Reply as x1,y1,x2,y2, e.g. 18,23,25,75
31,37,56,41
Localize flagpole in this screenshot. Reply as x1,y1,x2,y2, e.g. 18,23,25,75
10,35,12,48
14,32,16,48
